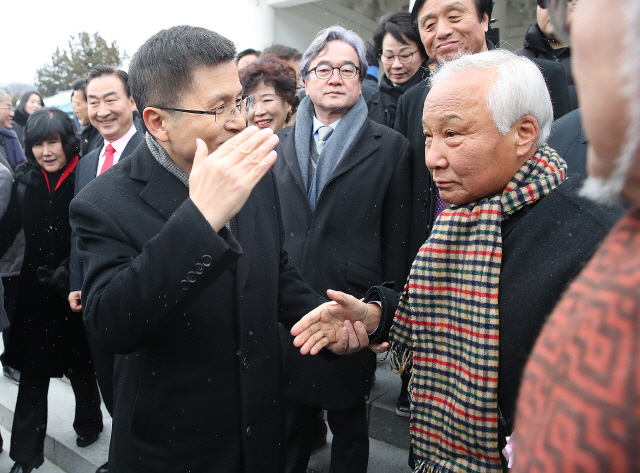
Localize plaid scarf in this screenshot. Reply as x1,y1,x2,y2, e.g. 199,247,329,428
390,145,566,473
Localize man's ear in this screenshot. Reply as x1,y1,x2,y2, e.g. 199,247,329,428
143,107,169,143
481,13,490,33
515,114,540,158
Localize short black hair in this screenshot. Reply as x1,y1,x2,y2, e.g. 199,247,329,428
24,107,79,162
128,25,236,115
17,91,44,115
236,48,261,64
373,11,427,59
70,78,88,101
261,44,302,62
411,0,493,30
87,65,131,97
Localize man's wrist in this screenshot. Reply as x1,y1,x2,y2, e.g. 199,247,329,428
364,302,382,335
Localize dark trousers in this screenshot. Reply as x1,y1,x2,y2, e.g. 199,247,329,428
285,401,369,473
1,275,19,366
10,370,103,463
85,326,115,416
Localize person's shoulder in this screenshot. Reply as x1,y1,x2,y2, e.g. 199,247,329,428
76,144,147,202
549,175,625,226
551,108,582,133
402,80,431,101
365,118,408,144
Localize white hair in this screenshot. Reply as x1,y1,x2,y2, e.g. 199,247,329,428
0,88,9,102
429,50,553,147
580,0,640,204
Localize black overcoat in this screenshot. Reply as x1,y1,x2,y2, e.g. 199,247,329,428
70,143,325,473
0,160,94,377
274,119,412,409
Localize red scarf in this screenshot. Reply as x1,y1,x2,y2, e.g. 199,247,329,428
41,155,79,194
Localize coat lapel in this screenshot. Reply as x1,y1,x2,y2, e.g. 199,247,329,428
279,128,307,195
121,131,144,159
133,146,189,221
326,121,380,185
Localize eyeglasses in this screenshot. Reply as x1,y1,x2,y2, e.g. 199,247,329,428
157,95,254,125
308,64,360,80
0,105,14,112
546,0,579,45
380,50,420,64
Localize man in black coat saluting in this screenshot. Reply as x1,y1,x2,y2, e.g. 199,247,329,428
70,25,365,473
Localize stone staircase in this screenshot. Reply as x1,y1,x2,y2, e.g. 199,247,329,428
0,350,411,473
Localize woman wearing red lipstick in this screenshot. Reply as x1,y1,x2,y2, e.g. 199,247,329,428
0,108,102,473
367,12,429,128
240,55,299,133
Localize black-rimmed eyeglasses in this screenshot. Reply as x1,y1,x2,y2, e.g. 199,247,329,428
308,64,360,80
157,95,255,125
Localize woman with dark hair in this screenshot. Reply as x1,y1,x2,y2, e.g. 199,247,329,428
240,55,299,133
0,108,103,473
367,12,430,128
12,91,44,148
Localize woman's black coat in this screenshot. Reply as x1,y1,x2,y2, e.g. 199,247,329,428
0,159,94,377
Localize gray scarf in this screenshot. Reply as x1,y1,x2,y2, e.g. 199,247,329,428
294,95,368,205
146,132,190,187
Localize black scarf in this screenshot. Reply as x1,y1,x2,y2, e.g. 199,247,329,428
378,61,431,126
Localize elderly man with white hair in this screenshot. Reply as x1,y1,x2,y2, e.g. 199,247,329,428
290,48,623,472
513,0,640,471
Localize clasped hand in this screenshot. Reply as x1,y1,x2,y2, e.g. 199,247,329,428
290,289,389,356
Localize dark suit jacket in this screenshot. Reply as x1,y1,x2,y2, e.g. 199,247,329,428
69,131,144,291
274,119,412,409
548,108,587,177
70,142,324,473
395,53,573,263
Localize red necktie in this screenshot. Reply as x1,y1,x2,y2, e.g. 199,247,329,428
100,144,115,175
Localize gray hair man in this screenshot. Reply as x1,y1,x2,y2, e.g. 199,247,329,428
290,49,623,472
514,0,640,470
70,25,358,473
274,25,412,473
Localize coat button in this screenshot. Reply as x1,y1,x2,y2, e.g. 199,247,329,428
180,280,190,291
202,255,212,267
186,271,197,283
423,198,428,207
194,263,205,274
243,358,250,370
246,426,251,439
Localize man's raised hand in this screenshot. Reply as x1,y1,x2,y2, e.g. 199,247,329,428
189,127,279,232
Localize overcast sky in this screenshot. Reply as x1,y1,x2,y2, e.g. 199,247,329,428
4,0,259,88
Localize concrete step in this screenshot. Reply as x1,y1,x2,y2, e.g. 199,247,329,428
0,424,66,473
0,372,110,473
367,354,411,452
0,350,410,473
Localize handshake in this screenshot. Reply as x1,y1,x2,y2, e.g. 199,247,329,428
290,289,389,356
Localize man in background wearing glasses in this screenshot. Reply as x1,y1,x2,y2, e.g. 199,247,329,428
70,25,361,473
273,25,412,473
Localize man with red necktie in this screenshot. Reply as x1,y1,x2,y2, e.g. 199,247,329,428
68,65,143,473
